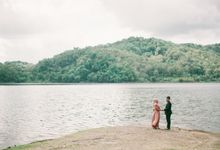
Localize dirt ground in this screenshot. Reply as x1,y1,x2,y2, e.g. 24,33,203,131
6,126,220,150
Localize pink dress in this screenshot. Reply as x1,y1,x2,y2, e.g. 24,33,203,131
152,102,161,129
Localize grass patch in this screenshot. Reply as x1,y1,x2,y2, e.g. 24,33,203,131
3,144,33,150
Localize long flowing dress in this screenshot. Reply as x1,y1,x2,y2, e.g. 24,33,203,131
152,102,161,129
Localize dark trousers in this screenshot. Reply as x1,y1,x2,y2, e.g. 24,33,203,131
166,114,171,129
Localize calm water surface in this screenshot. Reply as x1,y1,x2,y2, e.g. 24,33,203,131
0,83,220,148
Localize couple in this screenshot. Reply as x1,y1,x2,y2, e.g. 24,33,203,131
152,96,172,130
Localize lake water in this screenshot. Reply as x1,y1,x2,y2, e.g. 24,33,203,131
0,83,220,149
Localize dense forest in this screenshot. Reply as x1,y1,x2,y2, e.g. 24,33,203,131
0,37,220,83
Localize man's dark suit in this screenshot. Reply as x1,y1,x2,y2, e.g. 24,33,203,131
164,102,172,129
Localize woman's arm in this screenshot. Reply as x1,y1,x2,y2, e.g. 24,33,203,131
155,105,161,111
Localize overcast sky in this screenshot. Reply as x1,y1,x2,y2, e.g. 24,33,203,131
0,0,220,63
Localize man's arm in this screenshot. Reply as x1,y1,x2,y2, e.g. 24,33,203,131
164,103,171,111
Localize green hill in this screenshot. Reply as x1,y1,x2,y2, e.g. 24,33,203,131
1,37,220,83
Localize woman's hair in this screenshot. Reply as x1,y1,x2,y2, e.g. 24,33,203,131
167,96,170,100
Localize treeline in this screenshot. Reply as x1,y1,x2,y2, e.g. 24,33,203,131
0,37,220,83
0,61,33,82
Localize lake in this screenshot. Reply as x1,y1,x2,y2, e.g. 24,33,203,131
0,83,220,149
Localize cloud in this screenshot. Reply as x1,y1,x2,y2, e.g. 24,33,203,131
101,0,220,43
0,0,219,63
0,0,135,63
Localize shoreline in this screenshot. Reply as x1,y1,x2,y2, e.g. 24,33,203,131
4,126,220,150
0,82,219,86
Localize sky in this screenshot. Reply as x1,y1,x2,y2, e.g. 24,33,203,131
0,0,220,63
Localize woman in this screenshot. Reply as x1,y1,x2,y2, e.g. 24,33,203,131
151,98,161,129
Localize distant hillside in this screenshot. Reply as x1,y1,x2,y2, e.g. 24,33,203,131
0,37,220,83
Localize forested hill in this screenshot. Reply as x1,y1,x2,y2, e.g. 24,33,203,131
0,37,220,83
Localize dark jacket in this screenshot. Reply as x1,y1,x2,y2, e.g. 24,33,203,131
164,102,172,115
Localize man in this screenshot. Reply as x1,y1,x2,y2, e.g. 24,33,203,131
164,96,172,130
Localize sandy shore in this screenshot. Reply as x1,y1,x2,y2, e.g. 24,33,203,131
5,126,220,150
